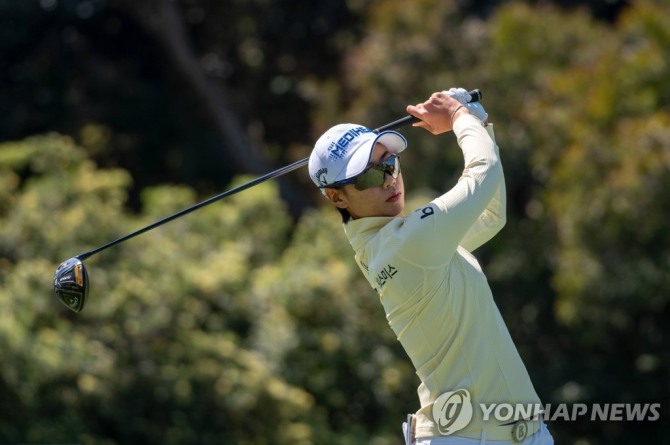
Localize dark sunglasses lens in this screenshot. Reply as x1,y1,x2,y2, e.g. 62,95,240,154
354,169,385,191
353,156,400,191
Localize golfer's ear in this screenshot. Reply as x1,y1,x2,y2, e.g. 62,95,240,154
324,188,348,209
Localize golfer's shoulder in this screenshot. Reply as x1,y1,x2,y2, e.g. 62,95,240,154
377,214,437,252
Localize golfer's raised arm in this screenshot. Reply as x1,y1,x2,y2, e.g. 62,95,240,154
458,124,507,252
399,112,503,266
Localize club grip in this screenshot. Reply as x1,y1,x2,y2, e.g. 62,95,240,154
468,89,482,102
374,89,482,133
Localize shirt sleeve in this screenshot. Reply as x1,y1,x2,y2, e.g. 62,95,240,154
459,124,507,252
394,114,503,267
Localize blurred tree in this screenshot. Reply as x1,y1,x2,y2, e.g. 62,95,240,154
0,0,364,216
1,0,669,444
0,0,632,215
0,134,316,444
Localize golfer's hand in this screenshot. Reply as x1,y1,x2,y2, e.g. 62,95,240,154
407,92,469,134
406,92,469,135
444,87,488,122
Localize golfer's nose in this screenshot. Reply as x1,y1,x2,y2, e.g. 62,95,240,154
383,171,396,188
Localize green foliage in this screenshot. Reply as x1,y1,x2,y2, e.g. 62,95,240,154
0,133,414,444
0,134,310,444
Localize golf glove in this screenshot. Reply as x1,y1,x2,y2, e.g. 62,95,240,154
444,87,488,122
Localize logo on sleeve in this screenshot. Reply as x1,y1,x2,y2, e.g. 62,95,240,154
419,206,435,219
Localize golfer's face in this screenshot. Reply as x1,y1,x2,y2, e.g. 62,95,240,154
338,143,405,220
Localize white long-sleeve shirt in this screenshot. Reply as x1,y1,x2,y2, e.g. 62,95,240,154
343,114,541,439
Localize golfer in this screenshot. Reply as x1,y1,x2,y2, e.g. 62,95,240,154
308,89,553,444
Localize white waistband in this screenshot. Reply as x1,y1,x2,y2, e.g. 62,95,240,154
414,419,543,444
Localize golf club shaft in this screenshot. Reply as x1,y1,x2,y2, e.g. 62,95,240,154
76,159,306,260
76,89,482,261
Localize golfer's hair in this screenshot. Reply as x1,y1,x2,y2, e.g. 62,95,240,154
337,207,352,224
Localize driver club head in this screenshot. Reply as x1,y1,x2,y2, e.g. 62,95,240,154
53,257,89,313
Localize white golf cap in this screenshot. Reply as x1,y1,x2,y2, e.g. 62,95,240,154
308,123,407,188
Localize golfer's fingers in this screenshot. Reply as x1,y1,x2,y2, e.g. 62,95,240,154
406,104,433,132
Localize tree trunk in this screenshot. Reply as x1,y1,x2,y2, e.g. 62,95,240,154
110,0,312,218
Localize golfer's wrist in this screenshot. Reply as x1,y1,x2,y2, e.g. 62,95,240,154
450,106,469,126
451,112,485,137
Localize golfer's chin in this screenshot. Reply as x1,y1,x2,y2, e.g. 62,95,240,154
385,196,405,218
392,203,405,218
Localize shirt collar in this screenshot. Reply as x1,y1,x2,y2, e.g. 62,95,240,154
343,216,395,252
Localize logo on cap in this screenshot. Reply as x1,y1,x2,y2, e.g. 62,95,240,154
315,167,328,187
327,126,373,160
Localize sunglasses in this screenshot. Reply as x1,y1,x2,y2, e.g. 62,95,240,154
329,155,401,191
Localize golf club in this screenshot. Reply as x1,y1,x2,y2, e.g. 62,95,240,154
53,89,482,312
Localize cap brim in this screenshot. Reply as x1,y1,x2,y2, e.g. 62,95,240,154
341,130,407,180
